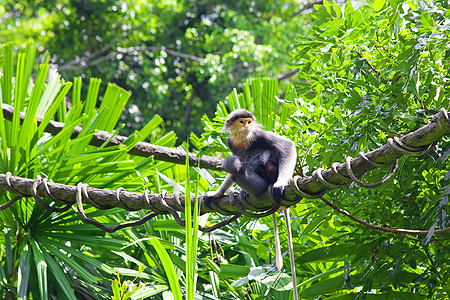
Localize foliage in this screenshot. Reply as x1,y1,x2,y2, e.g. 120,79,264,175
287,0,450,297
0,42,198,299
0,0,449,299
0,0,309,141
111,266,148,300
184,143,201,300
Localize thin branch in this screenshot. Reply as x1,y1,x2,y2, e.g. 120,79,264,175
292,0,324,16
319,196,450,236
163,48,206,63
58,45,206,71
57,44,113,71
277,68,299,81
355,49,380,75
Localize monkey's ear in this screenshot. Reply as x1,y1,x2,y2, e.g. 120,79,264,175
223,119,233,131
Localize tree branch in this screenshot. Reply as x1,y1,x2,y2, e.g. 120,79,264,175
277,68,299,81
1,103,223,170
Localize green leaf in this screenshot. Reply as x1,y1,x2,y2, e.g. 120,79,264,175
148,237,182,300
42,250,76,299
18,239,32,299
151,219,184,231
138,114,164,141
300,276,346,298
36,68,62,116
97,83,131,132
219,264,250,278
1,42,14,106
373,0,387,11
261,273,292,291
420,12,434,28
408,0,418,10
45,234,124,255
37,114,87,155
334,106,342,120
131,285,169,299
4,226,13,275
37,237,99,284
111,279,121,300
84,77,101,116
328,291,427,299
298,244,369,264
30,238,48,300
37,81,73,137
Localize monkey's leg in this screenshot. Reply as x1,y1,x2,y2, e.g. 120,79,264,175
205,174,234,198
284,208,298,300
272,213,283,271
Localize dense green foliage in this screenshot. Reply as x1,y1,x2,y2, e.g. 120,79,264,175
288,0,450,297
0,0,449,299
0,0,307,141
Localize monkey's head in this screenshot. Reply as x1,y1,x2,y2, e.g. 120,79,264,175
224,109,259,140
222,155,243,174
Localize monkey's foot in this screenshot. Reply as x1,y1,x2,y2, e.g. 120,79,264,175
239,190,250,199
270,185,285,204
203,192,222,210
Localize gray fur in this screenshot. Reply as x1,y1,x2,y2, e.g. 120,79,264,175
222,151,271,195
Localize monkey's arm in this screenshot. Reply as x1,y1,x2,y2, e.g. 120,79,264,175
273,138,297,199
205,174,234,198
275,139,297,185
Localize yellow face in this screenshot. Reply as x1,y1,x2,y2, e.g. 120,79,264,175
231,117,253,131
227,117,256,150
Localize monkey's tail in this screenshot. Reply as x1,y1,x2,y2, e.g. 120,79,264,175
284,208,298,300
272,213,283,271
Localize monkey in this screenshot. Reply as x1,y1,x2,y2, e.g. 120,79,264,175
206,108,298,299
207,108,297,199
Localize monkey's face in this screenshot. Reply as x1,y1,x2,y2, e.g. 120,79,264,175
227,117,254,134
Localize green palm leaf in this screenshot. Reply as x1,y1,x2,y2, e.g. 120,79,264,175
0,42,175,299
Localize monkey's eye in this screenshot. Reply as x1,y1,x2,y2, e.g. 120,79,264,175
239,120,245,124
248,120,252,125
